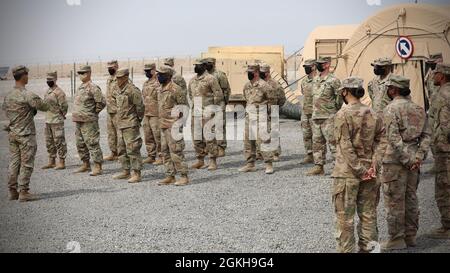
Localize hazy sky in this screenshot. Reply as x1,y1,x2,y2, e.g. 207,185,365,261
0,0,448,65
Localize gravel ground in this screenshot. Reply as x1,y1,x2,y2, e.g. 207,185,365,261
0,79,449,253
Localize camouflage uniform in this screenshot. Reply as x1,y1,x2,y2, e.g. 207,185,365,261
188,63,224,160
2,66,49,192
43,73,68,160
425,53,443,102
429,64,450,230
379,75,431,242
105,66,120,156
331,77,384,253
164,58,187,94
312,57,342,166
142,64,162,160
72,66,106,164
368,58,393,117
158,66,189,178
116,69,144,171
300,60,315,157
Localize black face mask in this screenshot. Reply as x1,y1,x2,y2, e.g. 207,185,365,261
108,68,116,76
47,81,55,88
374,66,385,76
248,72,255,81
205,64,214,72
426,62,437,72
316,64,325,73
157,74,169,85
304,66,313,75
145,71,153,79
259,72,267,80
194,65,206,75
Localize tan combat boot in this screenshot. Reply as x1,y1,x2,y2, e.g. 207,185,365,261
175,175,190,186
239,163,256,173
306,165,325,176
191,159,205,169
256,154,263,161
381,238,407,251
41,157,56,170
273,155,280,162
427,227,450,239
265,163,274,175
9,189,19,201
75,161,91,173
18,190,36,202
128,170,142,184
300,154,314,165
405,236,417,247
153,157,163,165
104,152,118,161
218,147,226,158
143,157,155,164
113,169,131,180
90,162,103,176
158,176,176,186
208,158,218,171
54,159,66,170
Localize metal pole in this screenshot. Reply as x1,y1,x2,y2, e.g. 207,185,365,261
131,67,134,82
73,62,76,97
70,71,74,97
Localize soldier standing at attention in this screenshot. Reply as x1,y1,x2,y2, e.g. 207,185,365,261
164,57,187,94
368,57,393,117
41,71,68,171
142,63,163,165
425,53,443,104
72,65,106,176
299,59,316,165
307,57,342,176
2,66,49,202
112,68,145,183
332,77,383,253
104,60,120,161
379,75,431,251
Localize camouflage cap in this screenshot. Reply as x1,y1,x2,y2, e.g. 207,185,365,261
260,63,271,73
164,57,175,67
116,68,129,78
339,76,364,90
144,63,156,71
46,71,57,81
386,74,410,89
78,65,91,73
204,57,216,64
193,58,204,65
247,63,260,72
156,65,174,75
107,60,118,68
303,59,316,67
371,57,392,67
435,63,450,75
316,56,331,64
12,65,29,76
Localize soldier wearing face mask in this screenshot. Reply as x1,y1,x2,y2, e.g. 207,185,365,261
368,57,393,117
425,53,443,104
42,71,68,171
164,57,187,94
104,60,120,161
300,59,316,165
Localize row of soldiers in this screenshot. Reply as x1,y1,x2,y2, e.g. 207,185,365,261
298,54,449,252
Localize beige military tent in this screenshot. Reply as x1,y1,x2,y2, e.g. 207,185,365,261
334,3,450,108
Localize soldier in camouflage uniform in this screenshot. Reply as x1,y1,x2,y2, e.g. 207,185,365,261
427,63,450,239
142,63,163,165
239,63,276,175
300,59,316,165
332,77,383,253
72,65,106,176
104,60,120,161
2,66,49,202
156,65,190,186
368,57,393,117
307,57,342,176
164,57,187,94
379,75,431,251
425,53,443,104
112,68,145,183
260,63,286,161
188,59,224,171
41,71,68,171
205,57,231,157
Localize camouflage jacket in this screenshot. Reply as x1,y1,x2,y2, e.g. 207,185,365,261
44,86,68,124
266,78,286,107
378,96,431,167
72,81,106,123
173,72,187,94
158,81,188,129
116,82,144,129
332,102,383,179
425,69,439,102
2,86,49,136
106,75,119,114
368,73,392,116
211,69,231,104
243,79,274,108
301,75,315,116
142,77,160,117
312,73,342,120
429,82,450,153
188,72,224,108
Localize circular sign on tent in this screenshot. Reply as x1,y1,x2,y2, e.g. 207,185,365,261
396,37,414,59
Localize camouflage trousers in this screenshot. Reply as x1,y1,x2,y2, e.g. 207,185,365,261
244,115,274,164
45,123,67,159
161,128,188,177
333,178,378,253
381,163,420,240
435,153,450,229
143,116,161,159
118,126,143,171
75,121,103,164
8,133,37,192
312,117,336,166
191,116,219,159
301,113,313,155
106,112,118,154
217,108,227,150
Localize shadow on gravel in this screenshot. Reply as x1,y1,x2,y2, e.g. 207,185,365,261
37,187,124,201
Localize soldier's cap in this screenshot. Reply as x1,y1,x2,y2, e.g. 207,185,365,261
164,57,175,67
46,71,57,81
204,57,216,64
303,59,316,67
427,53,443,63
107,60,118,68
116,68,130,78
144,63,156,71
77,65,91,74
156,65,174,75
386,74,410,89
260,63,271,73
247,63,260,72
316,56,332,64
371,57,392,67
193,58,204,65
435,63,450,75
339,77,364,90
12,65,29,76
